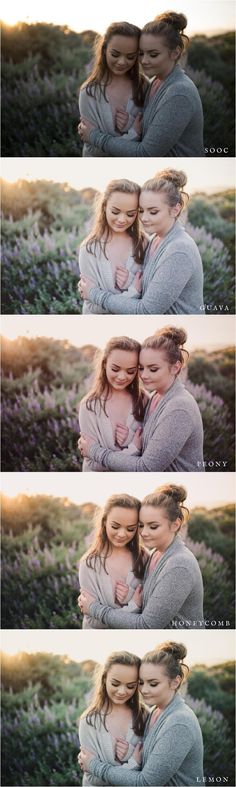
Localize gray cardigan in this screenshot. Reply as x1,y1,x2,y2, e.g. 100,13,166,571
89,693,204,786
79,86,144,157
89,534,204,629
79,556,141,629
89,378,205,472
79,714,141,785
88,221,204,314
89,65,205,157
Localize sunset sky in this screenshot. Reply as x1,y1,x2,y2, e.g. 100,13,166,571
1,629,235,666
1,0,234,35
1,315,234,350
1,471,235,509
2,158,235,195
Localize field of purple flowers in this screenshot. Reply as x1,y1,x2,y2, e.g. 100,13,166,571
1,651,235,785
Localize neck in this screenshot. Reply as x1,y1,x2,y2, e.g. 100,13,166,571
157,533,176,555
157,218,176,240
156,62,176,81
154,376,176,397
154,691,176,714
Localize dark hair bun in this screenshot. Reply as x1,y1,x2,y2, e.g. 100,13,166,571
158,168,187,190
161,641,187,661
160,12,187,32
157,326,187,346
158,484,187,504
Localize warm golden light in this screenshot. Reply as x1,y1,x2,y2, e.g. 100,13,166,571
1,630,235,666
1,158,235,194
1,0,234,35
1,315,235,351
1,472,235,509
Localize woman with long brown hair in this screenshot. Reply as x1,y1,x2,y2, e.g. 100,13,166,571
78,336,146,471
78,651,146,785
78,22,147,157
79,179,146,314
79,494,147,628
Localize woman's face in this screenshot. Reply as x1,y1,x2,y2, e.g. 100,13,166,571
139,33,180,79
139,347,181,395
105,191,138,234
106,34,138,76
106,348,138,391
139,504,179,552
106,663,138,705
139,662,179,708
105,506,138,548
139,190,180,237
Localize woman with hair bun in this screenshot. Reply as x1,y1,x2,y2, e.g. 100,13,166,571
78,326,205,473
78,641,204,786
78,169,204,314
78,483,204,629
78,12,204,157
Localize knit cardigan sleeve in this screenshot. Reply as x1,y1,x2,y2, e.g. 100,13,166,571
87,251,194,314
89,723,195,785
89,410,194,471
89,565,194,629
89,94,194,157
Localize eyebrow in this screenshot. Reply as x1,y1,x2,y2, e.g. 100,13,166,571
140,49,160,54
111,205,137,212
110,48,137,55
111,364,137,371
111,520,136,526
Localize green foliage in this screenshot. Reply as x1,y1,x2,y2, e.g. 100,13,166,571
1,651,91,786
188,505,235,579
188,191,235,269
188,347,235,421
1,494,96,628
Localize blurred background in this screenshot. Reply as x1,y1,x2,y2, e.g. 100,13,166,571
1,472,235,629
1,158,235,315
1,314,235,472
1,629,235,785
1,0,235,156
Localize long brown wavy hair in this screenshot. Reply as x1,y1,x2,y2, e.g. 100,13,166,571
85,179,145,265
83,336,145,422
82,493,146,580
81,21,146,106
81,651,146,736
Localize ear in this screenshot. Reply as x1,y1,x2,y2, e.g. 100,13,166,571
170,203,182,219
171,675,182,690
170,46,182,62
171,517,182,533
170,359,182,376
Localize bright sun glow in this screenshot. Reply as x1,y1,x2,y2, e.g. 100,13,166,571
1,315,235,350
1,629,235,666
1,471,235,509
1,158,235,195
1,0,235,35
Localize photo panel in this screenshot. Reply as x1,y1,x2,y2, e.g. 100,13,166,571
1,471,235,631
1,629,235,786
